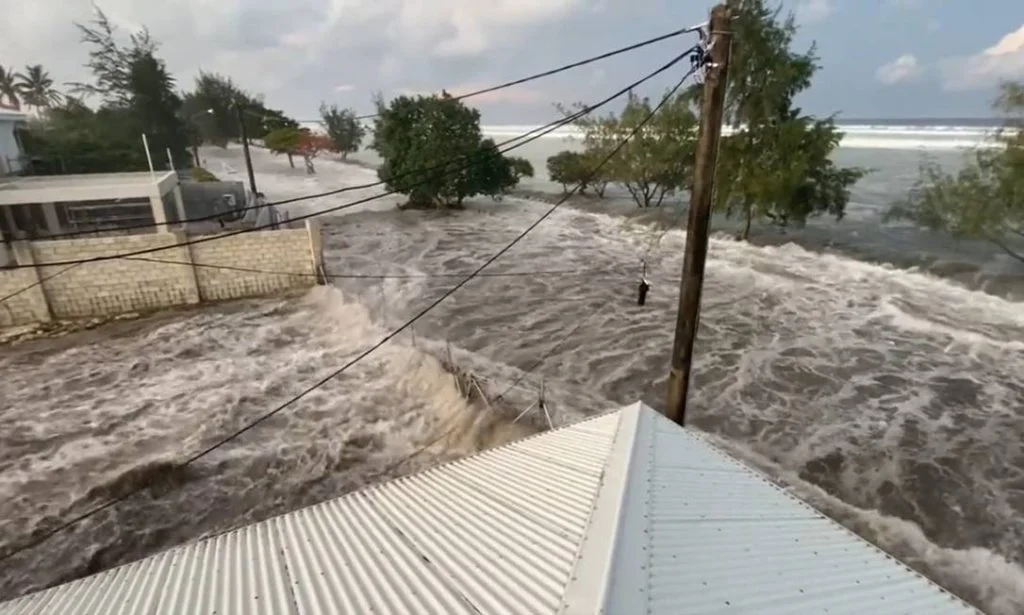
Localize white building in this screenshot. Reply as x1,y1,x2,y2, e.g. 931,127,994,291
0,108,27,176
0,171,187,241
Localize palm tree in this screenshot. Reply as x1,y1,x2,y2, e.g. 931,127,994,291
0,65,20,109
16,64,63,108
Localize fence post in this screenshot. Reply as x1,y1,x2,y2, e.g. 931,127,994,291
11,240,53,323
171,231,202,304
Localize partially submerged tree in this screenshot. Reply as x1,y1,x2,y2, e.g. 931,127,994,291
508,157,535,182
319,103,365,160
562,91,697,208
294,132,337,174
372,92,526,208
888,81,1024,262
714,0,865,238
547,150,589,194
264,127,302,168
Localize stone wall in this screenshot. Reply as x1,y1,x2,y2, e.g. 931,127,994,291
0,221,322,326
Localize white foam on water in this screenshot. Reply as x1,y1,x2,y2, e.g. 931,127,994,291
2,146,1021,614
706,434,1024,615
481,123,1001,150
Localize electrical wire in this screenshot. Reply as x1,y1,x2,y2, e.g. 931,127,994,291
123,255,619,280
33,25,705,242
308,23,707,122
0,59,702,563
0,48,696,306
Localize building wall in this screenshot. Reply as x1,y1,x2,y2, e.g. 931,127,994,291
178,180,247,220
0,117,23,175
0,221,322,326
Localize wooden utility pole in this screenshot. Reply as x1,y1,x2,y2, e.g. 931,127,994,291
665,4,733,425
235,102,259,196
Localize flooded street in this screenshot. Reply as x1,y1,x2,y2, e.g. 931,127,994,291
1,145,1023,613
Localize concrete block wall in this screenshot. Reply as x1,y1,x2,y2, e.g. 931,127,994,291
0,259,50,326
191,228,315,301
0,221,321,327
32,233,199,319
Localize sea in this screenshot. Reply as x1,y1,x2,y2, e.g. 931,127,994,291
0,120,1022,614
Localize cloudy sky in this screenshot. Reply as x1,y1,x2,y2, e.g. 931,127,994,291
1,0,1022,123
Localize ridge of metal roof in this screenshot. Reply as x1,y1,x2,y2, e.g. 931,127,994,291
0,403,981,615
562,404,980,615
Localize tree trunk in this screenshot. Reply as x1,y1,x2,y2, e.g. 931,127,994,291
341,151,349,161
287,153,295,168
741,202,753,241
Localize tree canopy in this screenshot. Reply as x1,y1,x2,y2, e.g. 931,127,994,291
181,72,297,147
15,65,63,108
547,150,590,194
371,93,526,208
319,104,365,159
713,0,865,238
888,81,1024,262
558,90,697,208
0,65,20,109
20,8,189,173
264,127,302,168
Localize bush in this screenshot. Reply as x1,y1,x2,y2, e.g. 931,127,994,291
191,167,219,182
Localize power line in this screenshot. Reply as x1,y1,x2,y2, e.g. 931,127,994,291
0,48,697,307
307,23,707,122
125,255,622,280
31,27,706,243
0,60,702,563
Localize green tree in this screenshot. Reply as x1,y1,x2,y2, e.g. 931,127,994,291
69,8,154,105
714,0,865,238
508,156,534,182
181,72,295,147
125,51,189,169
319,103,364,160
0,65,21,109
887,81,1024,262
372,92,522,208
16,65,63,108
21,9,189,172
547,150,589,193
264,127,302,168
20,98,150,173
566,91,697,208
468,141,531,198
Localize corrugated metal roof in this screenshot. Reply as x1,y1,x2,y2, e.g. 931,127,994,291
0,404,980,615
561,404,979,615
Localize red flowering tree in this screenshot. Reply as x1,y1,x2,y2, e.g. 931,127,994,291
294,132,337,175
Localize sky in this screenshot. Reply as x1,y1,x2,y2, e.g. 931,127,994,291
1,0,1022,123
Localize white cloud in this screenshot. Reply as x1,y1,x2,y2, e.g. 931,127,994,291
795,0,834,25
333,84,355,93
940,24,1024,91
0,0,592,116
876,54,924,85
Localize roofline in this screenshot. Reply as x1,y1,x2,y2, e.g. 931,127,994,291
0,171,178,206
559,402,643,612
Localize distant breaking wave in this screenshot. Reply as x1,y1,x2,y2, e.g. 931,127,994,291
481,123,1005,151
